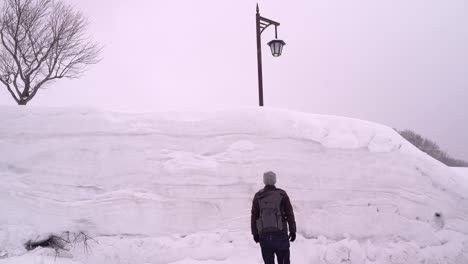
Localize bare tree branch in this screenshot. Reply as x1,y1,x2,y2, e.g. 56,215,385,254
0,76,19,103
0,0,101,105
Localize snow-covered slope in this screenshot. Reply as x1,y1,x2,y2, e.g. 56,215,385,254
453,167,468,179
0,106,467,264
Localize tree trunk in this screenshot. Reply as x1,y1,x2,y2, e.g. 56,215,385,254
18,100,27,105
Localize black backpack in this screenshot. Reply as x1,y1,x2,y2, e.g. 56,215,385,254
256,190,284,234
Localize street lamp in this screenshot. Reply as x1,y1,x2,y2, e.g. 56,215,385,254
256,4,285,107
267,39,286,57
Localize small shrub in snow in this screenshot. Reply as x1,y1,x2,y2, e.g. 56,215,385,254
25,235,69,252
25,231,97,256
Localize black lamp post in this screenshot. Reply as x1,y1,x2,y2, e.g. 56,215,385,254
256,4,285,107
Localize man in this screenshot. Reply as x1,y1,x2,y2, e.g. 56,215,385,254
251,171,296,264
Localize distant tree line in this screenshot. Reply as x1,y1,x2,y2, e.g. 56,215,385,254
398,129,468,167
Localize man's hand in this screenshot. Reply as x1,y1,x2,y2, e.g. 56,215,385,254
253,234,260,243
289,232,296,242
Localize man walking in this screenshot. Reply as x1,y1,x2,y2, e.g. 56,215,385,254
251,171,296,264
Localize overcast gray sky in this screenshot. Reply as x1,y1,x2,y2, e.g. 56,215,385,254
1,0,467,160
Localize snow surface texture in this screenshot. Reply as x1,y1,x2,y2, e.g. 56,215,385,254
0,106,467,264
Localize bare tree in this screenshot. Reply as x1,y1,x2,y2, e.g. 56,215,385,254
0,0,101,105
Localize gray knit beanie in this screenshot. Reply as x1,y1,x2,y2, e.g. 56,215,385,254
263,171,277,186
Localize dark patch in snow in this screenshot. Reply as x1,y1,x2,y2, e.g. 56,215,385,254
25,235,68,252
6,164,30,174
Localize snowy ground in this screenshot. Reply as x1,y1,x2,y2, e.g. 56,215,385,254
0,106,467,264
452,167,468,179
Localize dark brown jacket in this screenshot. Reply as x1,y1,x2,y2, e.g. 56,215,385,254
251,185,296,236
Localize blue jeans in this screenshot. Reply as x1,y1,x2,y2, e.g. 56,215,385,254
259,233,290,264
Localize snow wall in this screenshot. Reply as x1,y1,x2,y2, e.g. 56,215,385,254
0,106,467,264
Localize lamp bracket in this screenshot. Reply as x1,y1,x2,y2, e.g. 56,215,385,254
258,16,280,34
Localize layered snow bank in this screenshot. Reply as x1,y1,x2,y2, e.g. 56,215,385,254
0,106,467,264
